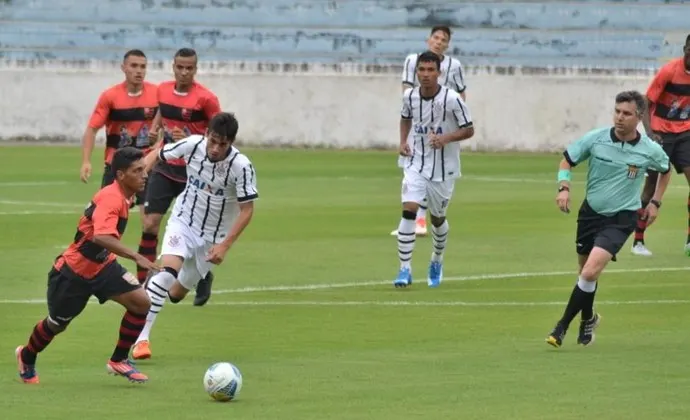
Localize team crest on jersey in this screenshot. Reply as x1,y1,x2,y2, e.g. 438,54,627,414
627,164,639,179
168,235,180,248
215,160,230,176
181,108,192,121
433,102,444,118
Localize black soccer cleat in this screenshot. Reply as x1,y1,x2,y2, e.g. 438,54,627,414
546,322,567,348
193,271,214,306
577,313,601,346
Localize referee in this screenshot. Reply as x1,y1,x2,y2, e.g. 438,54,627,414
546,91,672,348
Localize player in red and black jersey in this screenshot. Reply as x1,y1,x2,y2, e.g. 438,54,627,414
80,49,159,209
15,147,160,385
633,34,690,256
137,48,221,306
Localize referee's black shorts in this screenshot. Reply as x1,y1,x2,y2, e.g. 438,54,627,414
575,200,636,261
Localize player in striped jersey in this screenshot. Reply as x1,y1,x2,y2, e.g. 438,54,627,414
394,51,474,289
132,112,258,359
391,26,467,237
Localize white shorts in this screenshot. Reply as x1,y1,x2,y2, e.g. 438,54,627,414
160,219,215,291
401,169,455,217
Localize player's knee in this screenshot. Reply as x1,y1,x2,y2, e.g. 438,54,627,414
402,210,416,220
430,215,445,227
46,317,69,334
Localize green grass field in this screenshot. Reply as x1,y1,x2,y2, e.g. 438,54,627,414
1,145,690,419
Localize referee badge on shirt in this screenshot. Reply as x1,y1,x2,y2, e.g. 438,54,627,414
627,164,639,179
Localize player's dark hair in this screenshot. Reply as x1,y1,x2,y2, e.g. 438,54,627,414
111,147,144,176
685,33,690,46
208,112,239,143
417,50,442,71
615,90,646,116
431,26,452,40
174,48,197,60
123,49,146,61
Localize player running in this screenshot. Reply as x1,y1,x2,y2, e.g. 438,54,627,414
136,48,221,304
391,26,468,237
15,147,159,384
79,49,159,212
132,112,257,360
632,34,690,256
394,51,474,288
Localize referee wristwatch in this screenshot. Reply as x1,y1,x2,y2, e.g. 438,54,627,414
649,199,662,209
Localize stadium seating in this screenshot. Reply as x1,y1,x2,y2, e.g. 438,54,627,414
0,0,688,68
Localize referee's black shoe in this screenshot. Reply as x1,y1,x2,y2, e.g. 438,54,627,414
194,271,214,306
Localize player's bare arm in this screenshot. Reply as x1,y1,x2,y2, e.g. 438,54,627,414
148,110,162,145
556,158,573,214
429,124,474,149
80,127,99,182
93,233,160,272
399,118,412,156
206,201,255,265
642,97,661,141
645,169,672,225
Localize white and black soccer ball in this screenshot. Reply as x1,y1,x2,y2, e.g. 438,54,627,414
203,362,243,402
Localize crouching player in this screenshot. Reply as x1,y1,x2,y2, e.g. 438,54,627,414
15,147,160,384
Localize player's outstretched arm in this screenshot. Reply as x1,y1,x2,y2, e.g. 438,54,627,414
206,201,255,265
92,234,159,272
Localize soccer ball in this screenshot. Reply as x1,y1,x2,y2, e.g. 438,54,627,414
203,362,243,402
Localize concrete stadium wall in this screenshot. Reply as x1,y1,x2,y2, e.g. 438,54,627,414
0,62,655,152
0,0,680,151
0,0,688,68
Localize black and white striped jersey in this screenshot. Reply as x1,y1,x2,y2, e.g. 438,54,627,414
159,135,258,244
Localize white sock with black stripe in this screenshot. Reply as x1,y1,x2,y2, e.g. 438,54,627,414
136,269,176,344
431,220,449,262
397,211,417,269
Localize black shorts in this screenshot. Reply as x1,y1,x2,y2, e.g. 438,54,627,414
47,261,140,325
144,170,186,215
575,200,636,260
652,131,690,174
102,164,146,206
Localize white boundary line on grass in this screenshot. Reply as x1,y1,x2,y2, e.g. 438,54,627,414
1,266,688,305
0,299,687,307
211,266,690,294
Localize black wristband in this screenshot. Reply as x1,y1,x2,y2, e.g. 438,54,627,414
650,199,661,209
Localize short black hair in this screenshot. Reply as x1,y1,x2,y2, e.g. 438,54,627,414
111,147,144,176
685,33,690,46
123,49,146,61
208,112,239,142
615,90,646,116
417,50,441,71
431,26,452,40
174,48,197,59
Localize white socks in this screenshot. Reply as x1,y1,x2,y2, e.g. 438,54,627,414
136,270,176,344
397,218,416,269
577,275,597,293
